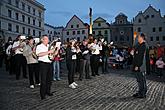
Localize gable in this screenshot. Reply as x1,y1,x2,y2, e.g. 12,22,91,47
94,17,106,23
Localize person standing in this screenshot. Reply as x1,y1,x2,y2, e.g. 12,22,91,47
36,35,54,100
12,35,27,80
132,33,147,98
23,36,40,89
66,40,78,89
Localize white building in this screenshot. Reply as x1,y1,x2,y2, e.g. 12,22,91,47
133,5,165,47
63,15,89,42
93,17,111,42
44,23,64,42
0,0,45,42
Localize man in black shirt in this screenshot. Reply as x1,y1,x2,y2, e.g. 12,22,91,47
132,33,147,98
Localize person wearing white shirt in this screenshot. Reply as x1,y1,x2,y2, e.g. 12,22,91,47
90,39,102,76
36,35,54,100
12,35,27,80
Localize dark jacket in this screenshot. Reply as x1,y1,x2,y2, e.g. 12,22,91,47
66,46,76,61
80,45,90,60
133,42,146,67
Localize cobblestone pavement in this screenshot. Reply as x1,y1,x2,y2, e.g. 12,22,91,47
0,64,165,110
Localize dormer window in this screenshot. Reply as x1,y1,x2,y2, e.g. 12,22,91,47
98,23,101,27
71,25,73,28
138,19,141,23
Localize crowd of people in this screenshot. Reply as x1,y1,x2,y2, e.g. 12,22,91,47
0,33,165,100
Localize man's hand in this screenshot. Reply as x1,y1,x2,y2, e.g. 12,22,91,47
48,49,54,54
135,66,139,71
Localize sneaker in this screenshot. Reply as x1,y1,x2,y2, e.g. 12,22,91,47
30,85,34,89
69,84,76,89
57,78,61,81
72,82,78,87
36,83,40,86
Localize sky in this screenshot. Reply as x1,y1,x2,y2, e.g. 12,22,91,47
37,0,165,27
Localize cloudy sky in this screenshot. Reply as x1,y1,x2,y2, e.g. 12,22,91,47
37,0,165,27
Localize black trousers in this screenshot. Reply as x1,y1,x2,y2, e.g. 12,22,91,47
66,60,76,85
14,54,27,79
28,63,40,85
102,56,108,73
39,61,52,98
135,71,147,96
90,55,99,76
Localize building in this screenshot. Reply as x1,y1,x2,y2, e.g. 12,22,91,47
63,15,89,42
93,17,111,42
110,13,133,47
44,23,64,42
0,0,45,42
133,5,165,47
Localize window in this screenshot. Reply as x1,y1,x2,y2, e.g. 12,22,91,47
33,19,35,25
153,27,156,32
8,0,11,4
0,21,1,29
150,37,153,41
8,10,12,18
39,11,41,18
146,15,149,19
127,36,129,41
15,0,19,8
156,36,159,41
67,31,69,35
33,8,35,15
163,36,165,41
77,24,79,28
138,19,141,23
77,31,80,34
115,36,118,41
48,30,49,33
93,31,95,35
28,28,30,35
77,37,80,41
151,15,154,18
22,27,25,34
28,17,30,24
159,27,162,32
39,21,41,27
8,23,12,31
67,38,69,42
120,36,124,41
84,36,86,39
28,6,31,13
22,15,25,22
104,30,108,34
33,30,35,36
16,25,19,33
71,25,73,28
138,27,141,32
39,31,41,37
15,13,19,20
82,30,85,34
72,31,75,35
98,23,101,26
22,2,25,11
98,31,101,35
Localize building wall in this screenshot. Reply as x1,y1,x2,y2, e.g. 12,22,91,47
93,17,111,42
133,5,165,47
63,15,88,42
0,0,45,42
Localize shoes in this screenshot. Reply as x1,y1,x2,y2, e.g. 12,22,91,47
133,93,146,98
57,78,61,81
96,74,100,76
36,83,40,86
41,97,46,100
23,76,28,79
30,85,34,89
47,93,53,96
72,82,78,87
69,83,76,89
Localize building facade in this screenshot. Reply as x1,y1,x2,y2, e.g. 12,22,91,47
44,23,64,42
93,17,111,42
0,0,45,42
63,15,89,42
110,13,133,47
133,5,165,47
